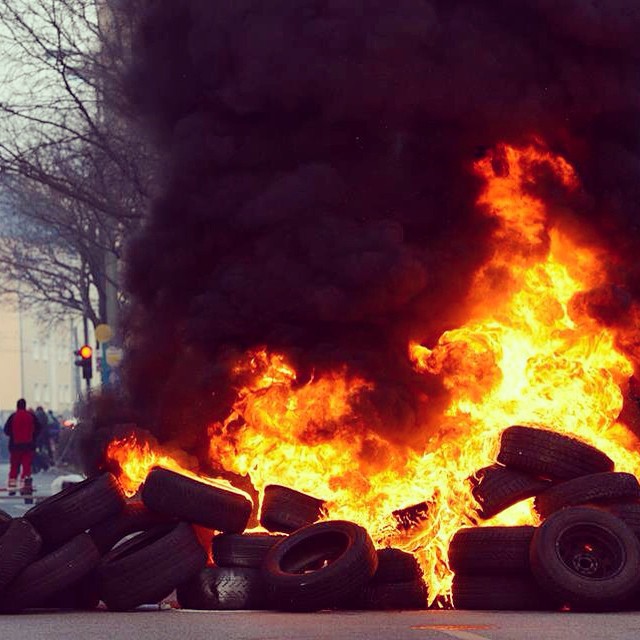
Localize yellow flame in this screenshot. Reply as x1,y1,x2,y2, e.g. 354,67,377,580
105,434,250,501
107,142,639,605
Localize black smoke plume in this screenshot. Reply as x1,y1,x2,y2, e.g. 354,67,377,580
85,0,640,472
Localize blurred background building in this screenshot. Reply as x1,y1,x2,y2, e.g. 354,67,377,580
0,294,84,416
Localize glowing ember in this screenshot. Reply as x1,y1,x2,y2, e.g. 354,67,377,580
106,142,639,605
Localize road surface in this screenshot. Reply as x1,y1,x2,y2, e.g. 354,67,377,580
2,608,640,640
0,462,80,516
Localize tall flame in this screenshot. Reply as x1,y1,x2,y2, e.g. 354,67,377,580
107,142,639,604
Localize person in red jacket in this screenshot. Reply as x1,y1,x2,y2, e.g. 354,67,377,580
3,398,42,496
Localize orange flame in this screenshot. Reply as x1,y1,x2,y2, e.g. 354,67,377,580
105,433,250,501
107,142,639,605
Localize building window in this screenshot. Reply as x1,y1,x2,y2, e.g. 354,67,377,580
32,340,40,361
34,383,40,403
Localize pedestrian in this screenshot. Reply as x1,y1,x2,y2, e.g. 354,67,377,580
46,409,61,460
34,405,53,468
46,410,61,444
3,399,41,496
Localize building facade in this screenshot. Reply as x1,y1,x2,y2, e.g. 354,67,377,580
0,296,85,415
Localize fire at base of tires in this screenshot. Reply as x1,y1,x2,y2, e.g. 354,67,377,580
2,424,640,614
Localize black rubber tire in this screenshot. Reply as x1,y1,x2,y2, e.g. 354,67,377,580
497,426,613,481
448,526,534,574
534,473,640,520
89,501,174,554
0,510,12,538
260,484,326,534
452,574,553,611
604,503,640,538
530,506,640,611
38,575,101,610
97,522,207,611
358,579,428,610
372,548,422,584
212,533,284,568
0,533,100,612
0,518,42,592
177,566,266,610
25,472,125,548
141,467,252,533
262,520,377,611
470,464,551,519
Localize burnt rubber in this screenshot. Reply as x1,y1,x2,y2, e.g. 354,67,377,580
534,472,640,520
0,533,100,612
260,484,326,534
372,548,422,584
177,566,266,610
530,506,640,611
357,579,428,610
89,500,174,553
470,464,551,519
392,501,430,531
212,532,284,568
448,526,534,574
452,574,553,611
262,520,377,611
497,426,613,481
25,472,125,548
141,467,252,533
97,522,207,611
0,518,42,592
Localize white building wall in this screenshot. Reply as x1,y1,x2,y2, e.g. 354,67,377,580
0,300,86,415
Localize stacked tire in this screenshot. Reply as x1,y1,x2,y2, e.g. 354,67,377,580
452,425,640,612
0,473,123,612
178,484,402,612
98,467,251,611
450,526,551,610
177,532,283,610
355,548,427,610
0,468,255,612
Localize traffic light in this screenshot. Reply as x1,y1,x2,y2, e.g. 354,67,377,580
75,344,93,381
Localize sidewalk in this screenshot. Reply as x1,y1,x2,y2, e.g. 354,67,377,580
0,462,83,517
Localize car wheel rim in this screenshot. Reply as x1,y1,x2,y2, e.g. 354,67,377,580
556,523,626,580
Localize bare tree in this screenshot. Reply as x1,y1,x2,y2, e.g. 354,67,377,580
0,0,155,329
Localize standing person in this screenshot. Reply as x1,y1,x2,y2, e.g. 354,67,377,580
46,410,61,457
3,399,41,496
34,405,53,468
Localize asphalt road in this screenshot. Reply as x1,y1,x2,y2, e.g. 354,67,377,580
3,608,640,640
0,461,79,516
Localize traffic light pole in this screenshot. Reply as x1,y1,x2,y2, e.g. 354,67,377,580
83,315,91,396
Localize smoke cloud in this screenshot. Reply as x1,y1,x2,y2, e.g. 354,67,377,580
89,0,640,469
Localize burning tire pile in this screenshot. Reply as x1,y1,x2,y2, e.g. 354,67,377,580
2,425,639,613
0,468,427,613
451,425,640,611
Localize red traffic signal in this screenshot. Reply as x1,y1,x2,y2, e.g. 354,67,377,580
75,344,93,380
78,345,92,359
